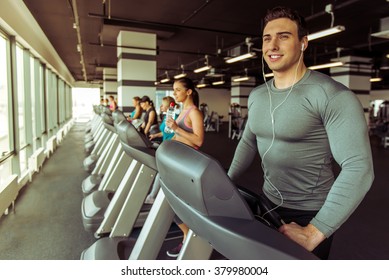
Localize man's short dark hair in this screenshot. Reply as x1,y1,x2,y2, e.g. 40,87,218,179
263,6,308,40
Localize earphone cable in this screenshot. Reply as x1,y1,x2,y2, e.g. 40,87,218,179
259,50,304,217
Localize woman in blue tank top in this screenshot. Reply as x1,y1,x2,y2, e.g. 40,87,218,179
149,96,179,142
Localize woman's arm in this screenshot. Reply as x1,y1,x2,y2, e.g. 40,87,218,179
149,131,163,140
144,110,156,135
133,105,142,119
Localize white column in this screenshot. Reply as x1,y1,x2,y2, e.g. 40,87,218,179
230,76,255,117
330,56,372,124
117,30,157,112
103,67,117,99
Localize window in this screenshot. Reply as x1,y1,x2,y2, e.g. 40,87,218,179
72,87,99,122
30,57,36,146
0,32,12,184
16,45,27,172
0,34,11,158
16,46,26,146
39,65,45,133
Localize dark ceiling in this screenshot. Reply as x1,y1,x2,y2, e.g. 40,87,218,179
23,0,389,89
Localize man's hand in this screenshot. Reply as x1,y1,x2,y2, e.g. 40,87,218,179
279,222,326,251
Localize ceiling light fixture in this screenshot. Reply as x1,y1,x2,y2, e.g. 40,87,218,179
264,73,274,78
308,61,344,70
174,73,187,79
196,78,208,88
233,76,249,82
212,77,225,85
233,68,249,82
174,64,187,79
194,65,212,73
194,55,212,73
370,69,382,82
226,52,256,64
307,26,345,41
212,80,225,85
370,77,382,82
160,71,170,83
226,37,256,64
307,4,345,41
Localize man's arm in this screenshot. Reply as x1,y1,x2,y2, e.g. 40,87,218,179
312,90,374,237
281,90,374,250
227,121,258,181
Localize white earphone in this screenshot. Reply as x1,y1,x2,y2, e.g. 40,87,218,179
260,47,305,217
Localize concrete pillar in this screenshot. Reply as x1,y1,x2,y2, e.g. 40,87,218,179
117,30,157,112
103,68,117,100
228,76,255,138
330,56,372,124
230,76,255,117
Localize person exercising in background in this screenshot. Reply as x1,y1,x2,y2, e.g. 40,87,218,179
108,95,117,112
127,96,143,121
165,77,204,258
227,6,374,259
149,96,179,143
145,96,179,204
139,95,158,136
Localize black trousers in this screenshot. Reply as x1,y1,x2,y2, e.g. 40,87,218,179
265,197,333,260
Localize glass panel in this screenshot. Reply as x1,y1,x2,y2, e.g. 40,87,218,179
16,45,26,147
39,65,45,133
30,57,36,143
72,88,99,122
0,35,10,156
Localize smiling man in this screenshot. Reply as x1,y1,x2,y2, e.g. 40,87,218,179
227,6,374,259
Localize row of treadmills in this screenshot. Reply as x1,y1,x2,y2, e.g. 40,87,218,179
79,105,317,260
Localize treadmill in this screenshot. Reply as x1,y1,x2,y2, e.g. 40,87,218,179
83,111,118,173
84,107,112,155
85,105,103,135
156,140,318,260
81,120,154,234
82,110,127,195
81,121,176,260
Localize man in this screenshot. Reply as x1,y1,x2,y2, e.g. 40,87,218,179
227,6,374,259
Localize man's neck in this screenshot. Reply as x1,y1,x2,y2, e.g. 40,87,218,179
273,65,307,89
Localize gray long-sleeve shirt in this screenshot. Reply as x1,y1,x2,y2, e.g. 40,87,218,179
228,70,374,237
